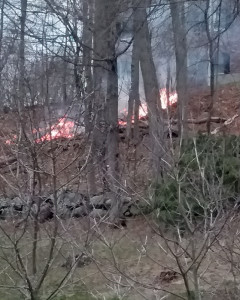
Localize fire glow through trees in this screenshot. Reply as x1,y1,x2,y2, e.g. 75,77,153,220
119,88,178,125
5,89,177,145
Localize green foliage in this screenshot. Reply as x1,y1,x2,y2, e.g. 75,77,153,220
180,135,240,192
152,135,240,227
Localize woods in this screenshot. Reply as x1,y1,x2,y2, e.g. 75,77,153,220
0,0,240,299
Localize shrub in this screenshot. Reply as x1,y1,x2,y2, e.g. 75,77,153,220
151,135,240,228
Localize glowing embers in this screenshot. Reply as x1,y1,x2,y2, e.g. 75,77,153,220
118,89,178,126
35,118,75,143
5,117,75,145
160,88,178,110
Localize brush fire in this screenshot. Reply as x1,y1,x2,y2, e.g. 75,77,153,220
4,89,178,145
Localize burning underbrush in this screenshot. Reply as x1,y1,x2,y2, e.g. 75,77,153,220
0,83,239,197
118,88,178,126
1,83,240,148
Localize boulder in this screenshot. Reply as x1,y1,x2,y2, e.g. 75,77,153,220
90,195,105,207
123,204,139,217
72,206,88,218
59,208,72,220
58,189,88,208
89,209,107,219
39,203,54,223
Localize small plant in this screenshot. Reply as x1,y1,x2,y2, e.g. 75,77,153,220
151,135,240,228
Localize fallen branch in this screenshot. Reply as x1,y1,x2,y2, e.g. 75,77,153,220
171,117,227,125
119,116,228,131
211,114,239,135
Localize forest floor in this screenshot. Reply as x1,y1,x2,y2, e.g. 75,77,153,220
0,216,239,300
0,81,240,299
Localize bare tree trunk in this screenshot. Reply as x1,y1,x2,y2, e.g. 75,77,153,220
106,4,121,221
82,0,93,132
136,0,164,180
205,0,221,134
19,0,28,110
62,28,68,104
170,0,188,137
92,0,122,221
92,0,110,192
82,0,96,196
127,2,141,142
0,0,5,92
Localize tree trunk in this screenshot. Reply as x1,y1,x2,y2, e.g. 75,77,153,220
127,2,141,142
19,0,27,110
170,0,188,137
62,28,68,104
82,0,96,196
0,0,5,91
105,2,121,222
92,0,110,192
93,0,122,221
136,0,164,180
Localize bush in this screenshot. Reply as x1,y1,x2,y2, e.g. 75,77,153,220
151,135,240,228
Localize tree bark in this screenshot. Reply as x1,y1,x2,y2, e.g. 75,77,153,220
82,0,97,196
127,2,141,143
19,0,28,110
170,0,188,137
0,0,5,91
92,0,111,192
135,0,164,180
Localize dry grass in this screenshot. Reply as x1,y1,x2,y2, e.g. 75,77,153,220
0,216,240,299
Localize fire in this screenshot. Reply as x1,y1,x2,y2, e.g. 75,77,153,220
160,88,178,110
35,117,75,143
4,118,77,145
118,103,148,126
139,103,148,118
5,134,17,145
118,89,178,125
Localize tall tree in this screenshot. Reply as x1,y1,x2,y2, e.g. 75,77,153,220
82,0,96,195
19,0,28,110
92,0,122,221
127,1,141,142
170,0,188,137
92,0,109,192
134,0,164,180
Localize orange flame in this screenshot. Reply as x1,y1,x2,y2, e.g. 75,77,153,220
35,117,75,143
118,89,178,125
5,134,17,145
160,88,178,110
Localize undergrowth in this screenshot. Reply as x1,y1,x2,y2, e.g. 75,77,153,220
150,135,240,227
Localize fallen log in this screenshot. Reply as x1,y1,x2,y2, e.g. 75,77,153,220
171,117,227,125
211,114,239,135
119,116,228,132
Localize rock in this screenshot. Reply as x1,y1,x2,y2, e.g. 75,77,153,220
90,195,105,207
58,189,88,208
0,207,8,219
59,208,72,220
32,202,54,223
72,206,88,218
39,204,54,223
105,198,112,207
89,209,107,219
12,196,22,204
123,196,131,204
129,204,140,216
